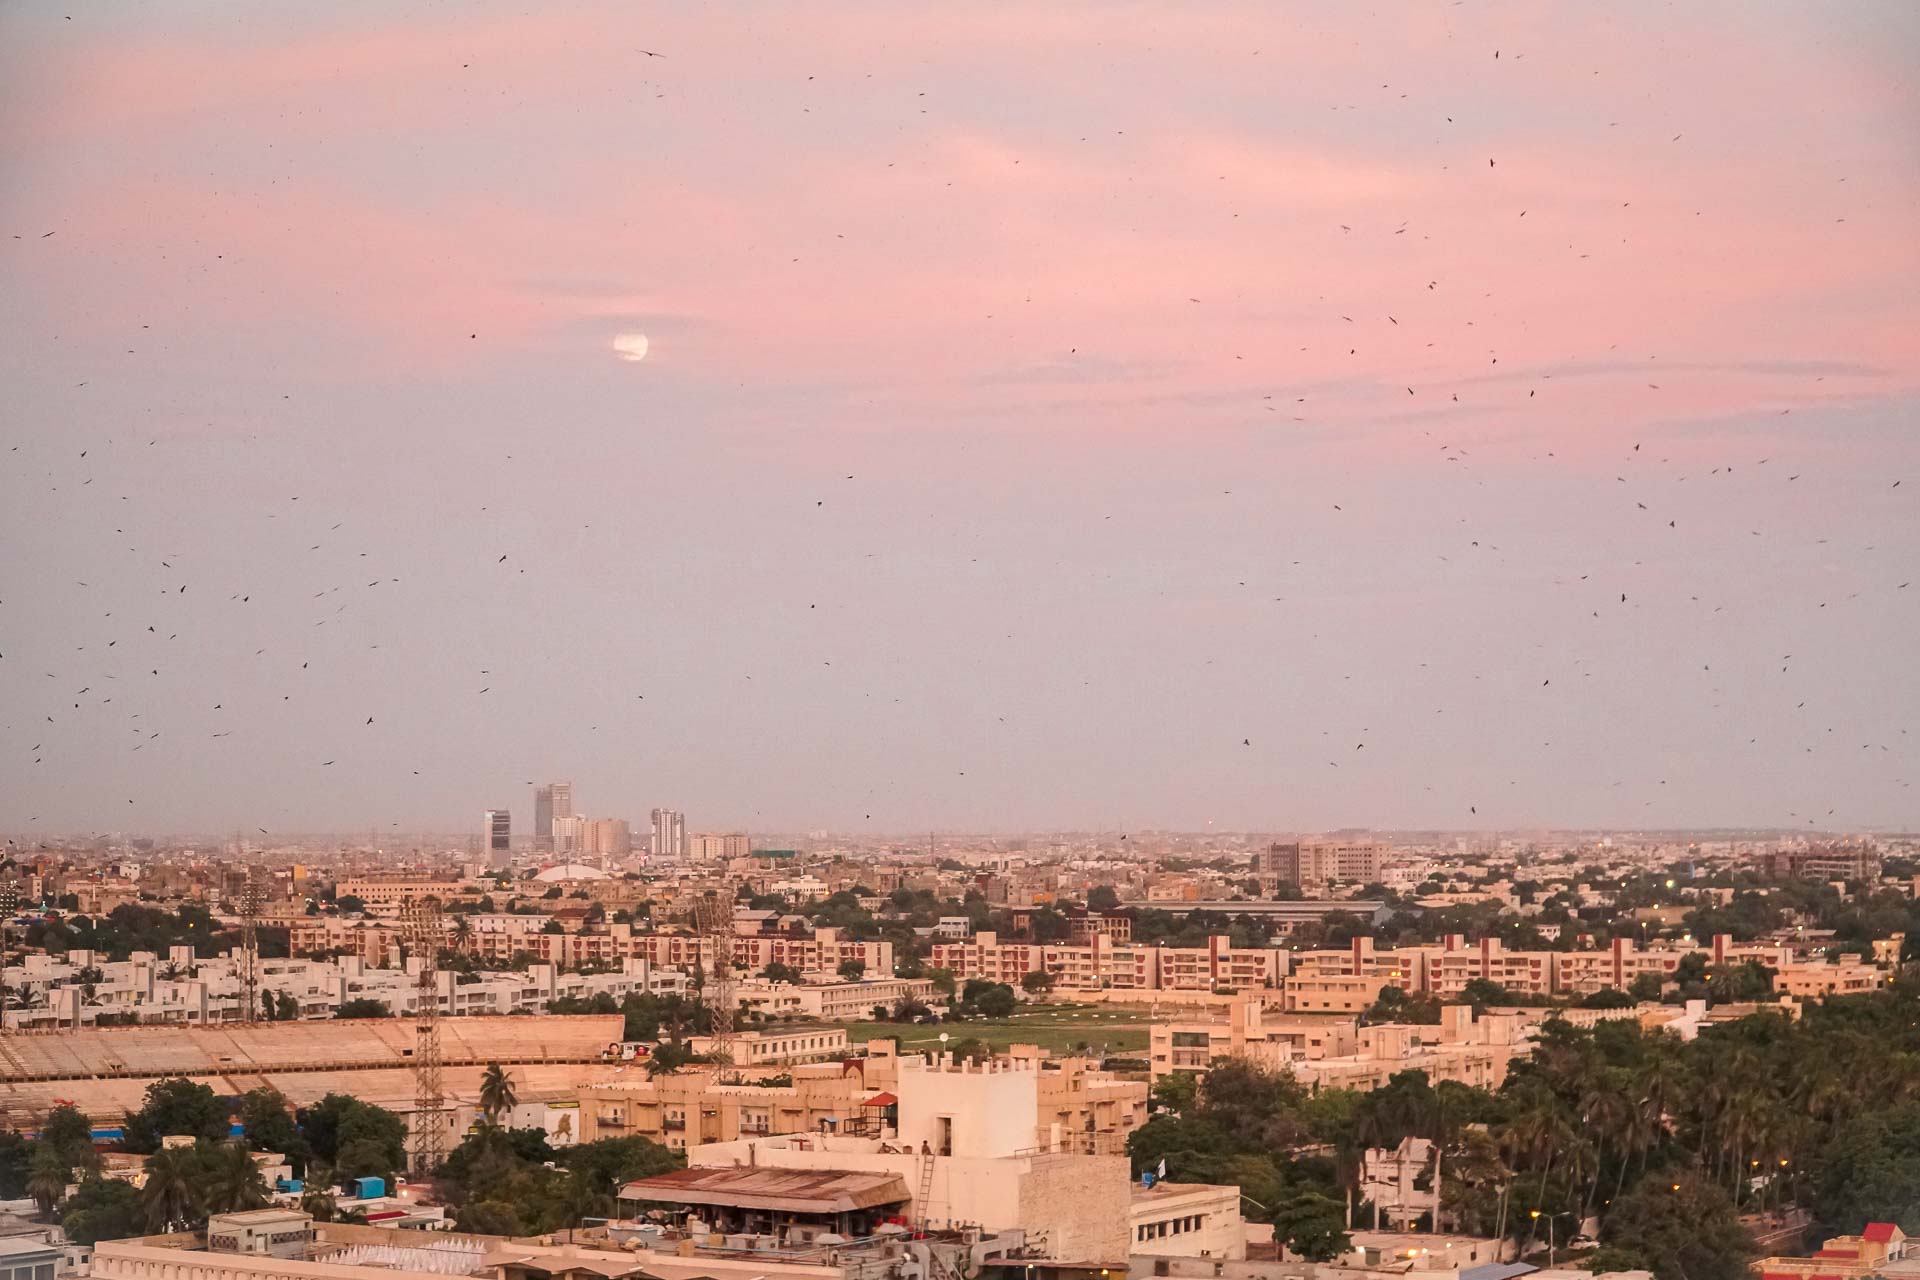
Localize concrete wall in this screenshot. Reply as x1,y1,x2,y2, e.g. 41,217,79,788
895,1058,1039,1158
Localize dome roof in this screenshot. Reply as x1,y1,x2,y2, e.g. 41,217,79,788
534,862,609,882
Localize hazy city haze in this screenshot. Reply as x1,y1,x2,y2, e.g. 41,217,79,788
2,1,1917,833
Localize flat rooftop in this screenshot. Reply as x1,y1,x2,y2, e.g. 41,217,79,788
622,1166,911,1214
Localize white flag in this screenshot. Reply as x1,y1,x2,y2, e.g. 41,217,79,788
1157,1159,1167,1179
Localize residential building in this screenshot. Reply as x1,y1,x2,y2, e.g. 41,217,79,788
1759,1223,1909,1280
688,1027,851,1067
1128,1181,1245,1260
1761,843,1882,882
331,876,463,914
631,1053,1142,1264
690,833,752,861
1149,999,1358,1080
737,976,937,1021
651,809,688,859
582,1061,875,1151
1258,841,1384,889
551,815,590,856
929,932,1287,993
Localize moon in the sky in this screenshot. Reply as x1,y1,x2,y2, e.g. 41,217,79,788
612,333,650,362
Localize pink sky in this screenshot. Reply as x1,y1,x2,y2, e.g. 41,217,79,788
2,1,1917,831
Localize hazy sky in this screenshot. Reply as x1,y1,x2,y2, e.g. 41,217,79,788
3,2,1918,837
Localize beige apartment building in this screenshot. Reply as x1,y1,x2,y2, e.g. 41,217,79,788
1285,933,1821,1001
929,932,1287,993
332,876,466,913
688,1026,851,1068
1150,999,1359,1078
1289,1010,1534,1093
583,1039,1147,1159
582,1060,871,1151
1257,840,1385,889
1148,998,1533,1093
737,976,937,1020
290,917,891,976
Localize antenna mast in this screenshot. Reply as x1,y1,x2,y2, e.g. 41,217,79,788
238,858,262,1024
696,888,736,1070
402,893,447,1173
0,881,18,1036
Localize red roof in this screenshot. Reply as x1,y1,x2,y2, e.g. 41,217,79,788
864,1092,898,1107
1863,1224,1900,1244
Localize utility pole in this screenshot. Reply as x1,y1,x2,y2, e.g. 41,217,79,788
402,893,447,1174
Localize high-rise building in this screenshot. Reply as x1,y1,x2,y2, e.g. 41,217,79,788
551,814,590,857
1259,840,1382,889
534,781,574,852
689,832,752,861
587,818,633,861
650,808,687,859
484,809,512,869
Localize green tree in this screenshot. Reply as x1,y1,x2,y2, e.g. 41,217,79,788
0,1130,29,1200
1150,1073,1198,1115
122,1078,230,1154
138,1145,205,1232
837,958,866,981
761,961,802,984
561,1136,684,1197
238,1087,309,1170
299,1094,408,1173
335,895,366,914
457,1199,524,1235
41,1104,98,1169
1273,1190,1350,1261
1814,1101,1920,1234
337,1137,399,1185
1020,970,1055,995
1087,885,1120,912
59,1174,143,1244
1601,1168,1752,1280
201,1141,271,1214
1458,978,1515,1012
1627,973,1666,1002
334,998,391,1019
26,1147,70,1221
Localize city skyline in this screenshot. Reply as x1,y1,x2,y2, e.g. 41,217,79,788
3,1,1917,833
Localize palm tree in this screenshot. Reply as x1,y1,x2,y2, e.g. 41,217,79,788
451,915,473,953
301,1162,338,1222
202,1141,270,1215
1579,1076,1633,1218
26,1148,70,1221
139,1146,204,1233
478,1062,518,1124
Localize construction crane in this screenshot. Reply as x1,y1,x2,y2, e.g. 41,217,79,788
237,861,262,1024
695,888,736,1069
401,893,447,1174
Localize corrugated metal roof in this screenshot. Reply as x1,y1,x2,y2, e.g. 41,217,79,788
620,1166,911,1214
1460,1263,1536,1280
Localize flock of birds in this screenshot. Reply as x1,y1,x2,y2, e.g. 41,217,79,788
2,32,1914,839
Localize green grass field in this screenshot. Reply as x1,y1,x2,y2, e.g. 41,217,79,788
831,1003,1154,1056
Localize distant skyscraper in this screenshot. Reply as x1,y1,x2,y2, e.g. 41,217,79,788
588,818,632,863
650,808,686,859
484,809,512,869
533,781,573,852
